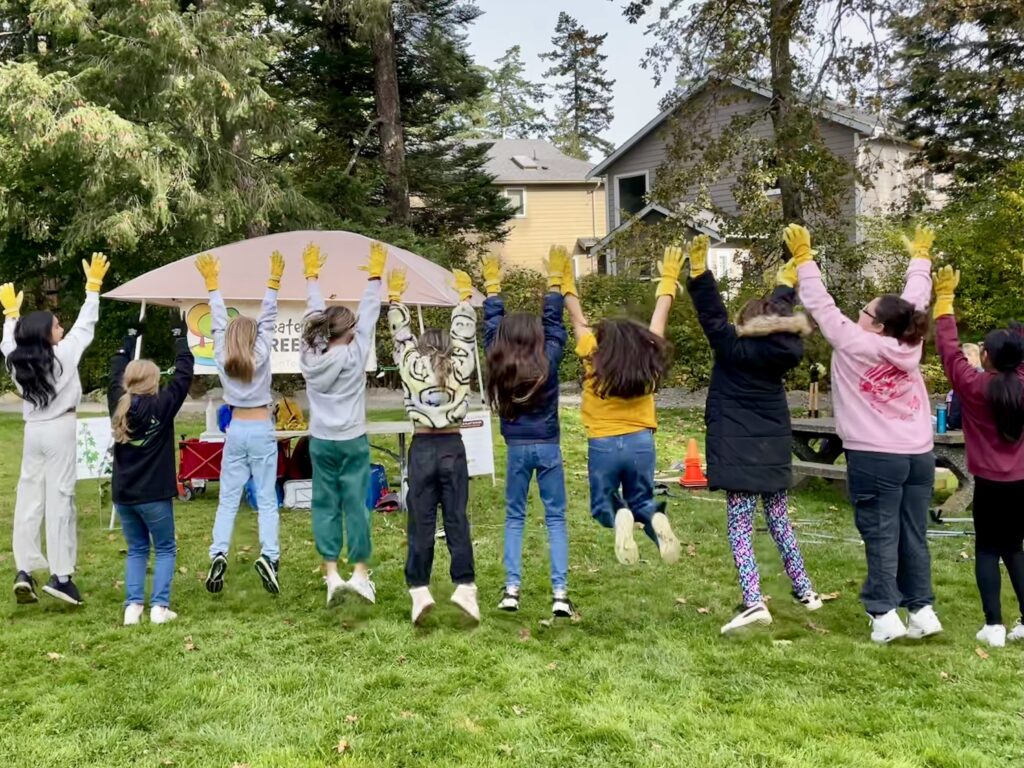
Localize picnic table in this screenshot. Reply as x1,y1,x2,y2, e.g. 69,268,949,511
791,417,972,519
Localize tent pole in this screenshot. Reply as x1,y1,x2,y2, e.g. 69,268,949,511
134,300,147,360
416,304,425,335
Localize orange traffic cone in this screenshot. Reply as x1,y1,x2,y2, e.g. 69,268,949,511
680,438,708,488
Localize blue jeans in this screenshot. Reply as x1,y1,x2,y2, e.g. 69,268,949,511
503,443,569,591
210,419,280,561
117,500,176,607
588,429,658,543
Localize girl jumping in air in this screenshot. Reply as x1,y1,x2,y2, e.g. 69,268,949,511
794,223,940,644
483,247,572,618
195,250,284,595
388,267,479,625
565,244,683,566
109,320,194,625
933,266,1024,647
300,241,384,607
4,253,111,606
686,235,820,634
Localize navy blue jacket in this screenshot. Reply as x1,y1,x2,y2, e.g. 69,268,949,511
483,292,566,444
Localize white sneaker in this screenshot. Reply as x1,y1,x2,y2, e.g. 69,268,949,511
721,602,772,635
348,572,376,604
795,590,823,611
409,586,435,625
325,572,346,607
123,603,144,626
497,586,520,612
451,583,481,623
869,609,908,644
150,606,178,625
976,624,1006,648
551,590,575,618
1008,618,1024,642
614,508,639,565
650,512,681,564
906,605,943,639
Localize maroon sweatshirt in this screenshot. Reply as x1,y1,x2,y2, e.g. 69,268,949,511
935,315,1024,481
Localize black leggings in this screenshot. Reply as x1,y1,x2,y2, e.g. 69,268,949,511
973,477,1024,625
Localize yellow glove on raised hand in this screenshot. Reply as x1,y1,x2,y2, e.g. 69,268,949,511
303,242,326,280
782,224,814,266
481,255,502,296
656,244,685,298
687,235,710,279
360,241,388,280
903,224,935,262
268,250,285,291
195,253,220,292
0,282,24,319
932,264,960,319
776,258,799,288
553,246,578,297
387,267,408,303
453,269,474,302
82,252,110,293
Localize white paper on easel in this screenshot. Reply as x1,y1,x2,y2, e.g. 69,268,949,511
459,411,495,477
77,417,114,481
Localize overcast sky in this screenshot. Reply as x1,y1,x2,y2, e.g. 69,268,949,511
465,0,671,160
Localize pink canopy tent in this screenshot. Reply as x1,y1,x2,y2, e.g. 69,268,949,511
104,230,485,307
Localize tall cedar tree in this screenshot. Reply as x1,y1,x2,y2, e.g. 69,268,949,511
539,13,615,160
488,45,548,139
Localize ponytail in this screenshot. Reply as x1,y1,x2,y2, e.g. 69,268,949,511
303,306,356,354
418,328,453,389
873,295,929,346
983,327,1024,443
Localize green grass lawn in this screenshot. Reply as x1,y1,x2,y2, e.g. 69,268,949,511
0,408,1021,767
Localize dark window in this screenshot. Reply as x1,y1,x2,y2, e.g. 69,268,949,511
617,174,647,219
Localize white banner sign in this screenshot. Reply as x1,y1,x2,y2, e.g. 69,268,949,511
460,410,496,478
77,417,114,481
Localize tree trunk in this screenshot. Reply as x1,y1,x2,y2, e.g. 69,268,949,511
371,14,410,225
768,0,804,226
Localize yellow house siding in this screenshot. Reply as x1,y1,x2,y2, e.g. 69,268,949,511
490,183,606,273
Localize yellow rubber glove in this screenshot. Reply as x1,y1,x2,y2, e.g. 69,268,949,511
0,282,24,319
782,224,814,266
543,246,567,291
903,224,935,262
687,235,710,279
360,241,388,280
303,242,326,280
932,264,959,319
555,247,578,297
82,252,111,293
453,269,474,302
268,250,285,291
776,258,799,288
195,253,220,292
481,255,502,296
387,267,408,303
656,245,685,298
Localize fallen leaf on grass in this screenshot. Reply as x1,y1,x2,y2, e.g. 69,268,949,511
686,544,697,557
335,739,350,755
459,717,483,733
696,607,710,615
178,567,187,575
396,654,407,665
46,652,62,661
231,763,250,768
400,711,415,719
675,596,688,605
240,545,253,553
820,592,841,602
161,760,175,766
959,551,970,560
518,628,531,642
570,611,583,624
345,714,359,724
772,640,793,647
546,662,558,671
939,671,950,680
311,566,322,574
762,594,772,602
538,619,552,628
806,622,830,635
497,743,513,756
183,636,197,652
511,705,526,716
112,579,124,589
975,647,990,660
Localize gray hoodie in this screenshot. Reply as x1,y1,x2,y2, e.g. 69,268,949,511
300,279,382,441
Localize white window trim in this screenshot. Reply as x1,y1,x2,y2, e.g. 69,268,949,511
611,170,650,228
502,187,527,218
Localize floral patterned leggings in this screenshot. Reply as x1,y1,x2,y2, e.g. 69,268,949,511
727,491,813,607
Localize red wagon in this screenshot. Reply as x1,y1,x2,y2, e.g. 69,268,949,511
177,438,292,501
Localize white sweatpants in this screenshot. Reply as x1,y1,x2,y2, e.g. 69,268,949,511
12,413,78,577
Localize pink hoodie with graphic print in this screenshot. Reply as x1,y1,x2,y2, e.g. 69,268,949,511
797,259,934,455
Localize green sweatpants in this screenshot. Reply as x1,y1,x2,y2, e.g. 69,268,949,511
310,435,372,563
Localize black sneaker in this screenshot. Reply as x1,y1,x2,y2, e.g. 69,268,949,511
552,591,575,619
497,587,520,612
255,555,280,594
13,571,38,604
41,575,82,606
206,553,228,594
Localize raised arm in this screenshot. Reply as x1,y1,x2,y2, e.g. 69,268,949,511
687,271,734,353
58,253,109,365
786,224,861,352
158,322,196,416
481,254,505,351
650,242,686,338
107,330,135,415
450,270,478,384
195,253,226,346
900,225,935,310
931,266,979,394
0,282,24,358
258,250,284,337
386,268,419,367
351,241,386,362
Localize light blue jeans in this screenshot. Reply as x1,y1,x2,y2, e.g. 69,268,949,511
209,419,280,561
503,442,569,591
117,500,176,607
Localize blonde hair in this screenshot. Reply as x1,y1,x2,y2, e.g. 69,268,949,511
224,316,258,382
113,360,161,444
417,329,453,389
962,342,981,369
304,306,356,353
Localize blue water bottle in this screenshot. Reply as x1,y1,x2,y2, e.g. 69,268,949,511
936,403,947,434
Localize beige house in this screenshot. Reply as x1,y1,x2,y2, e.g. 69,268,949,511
474,139,606,274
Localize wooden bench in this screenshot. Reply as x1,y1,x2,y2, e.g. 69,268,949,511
791,459,847,488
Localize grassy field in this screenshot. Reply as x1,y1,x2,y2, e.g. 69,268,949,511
0,408,1021,767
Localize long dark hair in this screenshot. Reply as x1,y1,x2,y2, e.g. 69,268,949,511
590,318,669,399
6,311,61,409
983,324,1024,443
486,313,548,419
872,295,930,346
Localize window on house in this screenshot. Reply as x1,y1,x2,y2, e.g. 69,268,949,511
503,187,527,218
616,173,648,222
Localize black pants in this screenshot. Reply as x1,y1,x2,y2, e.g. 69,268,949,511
404,433,474,588
846,450,935,615
973,477,1024,625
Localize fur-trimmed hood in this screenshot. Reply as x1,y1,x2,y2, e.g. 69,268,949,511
735,313,812,338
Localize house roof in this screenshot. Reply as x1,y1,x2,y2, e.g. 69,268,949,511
588,74,896,179
464,139,599,185
590,203,727,252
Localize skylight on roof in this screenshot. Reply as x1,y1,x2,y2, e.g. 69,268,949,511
512,155,539,169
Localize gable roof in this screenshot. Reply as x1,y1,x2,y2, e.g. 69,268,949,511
588,74,894,179
590,202,726,252
464,138,599,184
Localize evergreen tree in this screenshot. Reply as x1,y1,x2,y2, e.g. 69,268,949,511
539,12,615,159
488,45,547,139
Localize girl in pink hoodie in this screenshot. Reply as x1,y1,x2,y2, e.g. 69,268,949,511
788,223,941,644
